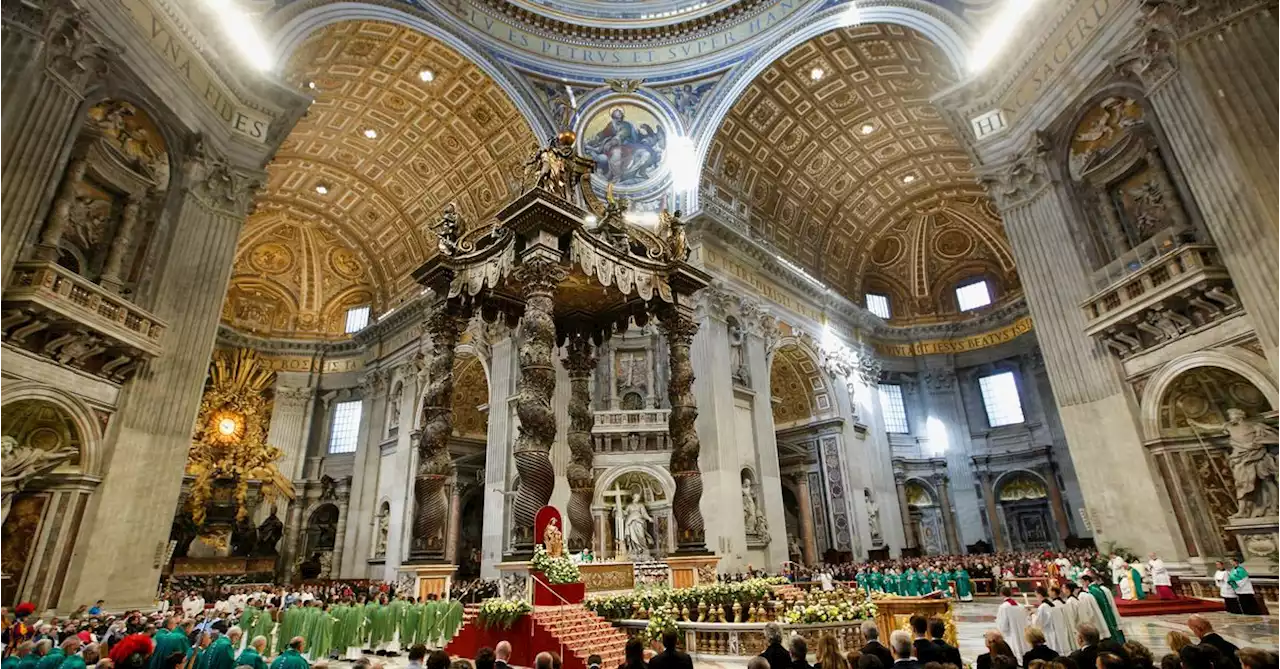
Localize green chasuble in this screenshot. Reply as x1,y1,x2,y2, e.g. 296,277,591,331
278,608,303,650
1088,584,1125,643
870,572,883,592
251,610,277,656
438,601,464,644
239,607,261,634
56,654,86,669
329,605,349,651
200,636,236,669
16,655,40,669
1128,567,1147,600
268,649,310,669
953,570,972,599
5,654,25,669
387,600,409,643
418,601,440,647
37,649,66,669
360,603,379,647
307,611,336,660
399,603,422,648
235,649,268,669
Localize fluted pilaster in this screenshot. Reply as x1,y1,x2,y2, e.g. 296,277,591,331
60,149,262,609
269,386,317,484
1119,1,1279,368
1,4,112,284
564,337,597,551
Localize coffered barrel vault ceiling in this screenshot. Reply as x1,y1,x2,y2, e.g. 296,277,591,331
224,20,539,339
701,24,1019,322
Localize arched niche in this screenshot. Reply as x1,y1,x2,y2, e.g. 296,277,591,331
904,478,947,556
770,342,830,426
592,466,676,560
1139,348,1278,441
993,470,1055,552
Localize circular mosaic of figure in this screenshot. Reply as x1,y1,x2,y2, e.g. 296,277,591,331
1229,381,1265,407
870,236,903,266
249,241,294,275
934,229,973,259
329,246,364,281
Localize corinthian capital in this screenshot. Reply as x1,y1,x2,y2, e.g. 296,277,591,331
184,136,264,216
42,3,115,93
981,134,1053,211
275,386,315,410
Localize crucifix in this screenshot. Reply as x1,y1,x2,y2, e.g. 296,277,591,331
600,484,630,559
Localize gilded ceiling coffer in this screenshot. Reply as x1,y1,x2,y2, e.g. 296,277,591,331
409,133,711,559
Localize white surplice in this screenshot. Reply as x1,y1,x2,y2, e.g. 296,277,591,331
997,599,1031,658
1076,590,1111,639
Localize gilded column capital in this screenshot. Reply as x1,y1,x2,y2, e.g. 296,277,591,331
512,256,568,293
183,137,264,217
979,133,1054,211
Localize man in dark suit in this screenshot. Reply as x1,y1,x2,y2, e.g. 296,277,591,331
1069,624,1101,669
889,631,923,669
1021,626,1059,667
790,635,812,669
648,631,693,669
760,623,792,669
859,622,895,669
910,616,941,665
1188,615,1241,669
928,617,962,667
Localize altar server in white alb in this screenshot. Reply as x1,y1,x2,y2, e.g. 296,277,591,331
1064,582,1109,640
1031,586,1069,653
996,586,1030,658
1213,559,1240,614
1049,586,1078,651
1147,552,1174,600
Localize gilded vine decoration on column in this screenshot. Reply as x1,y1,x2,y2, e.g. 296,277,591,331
411,305,466,558
564,335,598,551
661,310,707,550
510,257,567,549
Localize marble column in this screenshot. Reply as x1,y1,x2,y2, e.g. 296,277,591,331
935,475,961,554
480,333,515,577
894,473,916,550
792,472,818,565
1121,1,1279,369
59,150,262,610
509,259,565,555
445,481,463,563
689,306,739,564
982,141,1183,558
330,489,351,577
1,7,110,285
979,474,1006,552
340,370,386,577
564,337,597,551
412,305,465,561
98,193,143,292
661,307,708,553
32,155,87,262
280,500,306,582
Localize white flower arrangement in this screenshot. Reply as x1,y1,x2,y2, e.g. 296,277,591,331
478,598,532,629
531,544,582,584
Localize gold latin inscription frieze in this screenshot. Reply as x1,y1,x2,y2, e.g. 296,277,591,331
1006,0,1121,114
874,316,1034,357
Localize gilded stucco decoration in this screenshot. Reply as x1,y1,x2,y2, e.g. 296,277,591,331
770,344,828,425
223,215,375,339
997,474,1049,502
85,100,170,185
702,25,1019,321
450,354,489,438
905,481,936,507
230,20,539,338
186,349,294,529
1,400,84,468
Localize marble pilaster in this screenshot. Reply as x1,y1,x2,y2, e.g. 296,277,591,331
935,475,961,554
791,472,818,565
1042,465,1072,544
744,330,788,565
59,153,261,609
480,335,515,576
268,385,316,484
1121,1,1278,369
894,473,916,550
340,370,385,577
920,365,983,547
688,312,739,562
1,5,110,285
979,473,1005,552
983,142,1183,558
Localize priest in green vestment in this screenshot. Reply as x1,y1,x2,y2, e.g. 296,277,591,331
235,637,270,669
56,642,97,669
360,600,380,650
952,568,973,602
387,598,410,650
307,606,337,661
418,599,440,648
198,632,236,669
1083,574,1125,643
250,608,277,657
399,600,421,649
269,638,309,669
438,601,464,644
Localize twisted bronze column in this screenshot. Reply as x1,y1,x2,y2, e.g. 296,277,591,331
510,258,566,552
661,310,707,552
411,305,465,560
564,335,597,551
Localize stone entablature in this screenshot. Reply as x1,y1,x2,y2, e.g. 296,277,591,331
1082,243,1240,359
2,260,167,382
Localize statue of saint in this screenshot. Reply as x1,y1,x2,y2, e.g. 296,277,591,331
619,491,653,560
254,507,284,557
2,435,75,525
436,202,461,256
543,516,565,558
741,478,763,535
864,489,882,543
1188,408,1279,518
373,506,390,558
657,209,688,262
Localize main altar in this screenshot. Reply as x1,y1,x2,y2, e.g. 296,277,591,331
402,130,717,587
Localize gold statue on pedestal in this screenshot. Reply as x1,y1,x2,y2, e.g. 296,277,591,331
544,516,565,558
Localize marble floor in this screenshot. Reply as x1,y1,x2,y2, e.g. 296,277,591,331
343,598,1276,669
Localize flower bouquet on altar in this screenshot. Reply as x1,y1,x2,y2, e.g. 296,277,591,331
478,598,532,629
530,544,586,605
531,544,582,584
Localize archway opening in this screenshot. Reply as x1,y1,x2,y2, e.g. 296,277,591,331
996,472,1054,552
905,480,946,556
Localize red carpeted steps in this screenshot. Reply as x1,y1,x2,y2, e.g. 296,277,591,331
532,605,628,669
1115,596,1226,617
445,604,629,669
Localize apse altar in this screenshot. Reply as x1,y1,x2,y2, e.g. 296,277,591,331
398,131,716,585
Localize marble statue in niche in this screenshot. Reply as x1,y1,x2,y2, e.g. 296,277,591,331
1,435,75,525
864,488,883,545
613,487,655,560
373,503,390,558
741,475,768,540
615,349,649,402
1187,409,1279,518
387,382,403,432
728,317,750,387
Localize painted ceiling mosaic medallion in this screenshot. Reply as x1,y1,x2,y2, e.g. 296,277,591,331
579,100,667,189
